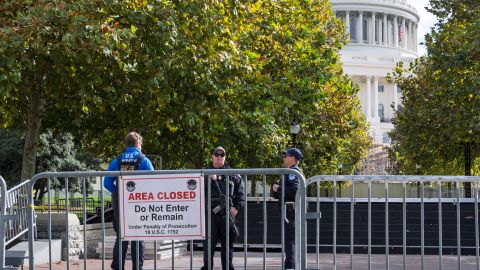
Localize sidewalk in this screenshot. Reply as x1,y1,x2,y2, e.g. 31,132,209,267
31,251,479,270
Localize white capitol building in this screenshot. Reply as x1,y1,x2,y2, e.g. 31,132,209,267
331,0,419,145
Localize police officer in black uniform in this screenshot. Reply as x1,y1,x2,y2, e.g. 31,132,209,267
271,148,303,270
201,146,245,270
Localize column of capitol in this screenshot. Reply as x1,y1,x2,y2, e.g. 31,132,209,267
332,0,419,145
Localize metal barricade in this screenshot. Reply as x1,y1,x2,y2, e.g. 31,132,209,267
22,169,307,270
305,175,480,270
5,172,480,270
0,176,6,270
0,176,33,270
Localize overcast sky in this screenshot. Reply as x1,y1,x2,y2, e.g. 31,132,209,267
408,0,438,55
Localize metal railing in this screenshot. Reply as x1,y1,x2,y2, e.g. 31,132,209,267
305,175,480,270
4,172,479,270
0,176,6,270
4,179,32,245
22,169,307,270
55,197,96,218
0,176,34,270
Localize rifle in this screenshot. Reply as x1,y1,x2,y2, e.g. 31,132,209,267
211,175,240,241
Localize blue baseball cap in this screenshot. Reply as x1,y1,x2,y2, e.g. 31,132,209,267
283,148,303,160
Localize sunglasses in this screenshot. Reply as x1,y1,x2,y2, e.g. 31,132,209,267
283,154,292,158
214,153,225,157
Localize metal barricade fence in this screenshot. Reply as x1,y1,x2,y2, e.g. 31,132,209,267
4,172,480,270
0,176,6,270
4,179,32,245
305,175,480,270
0,176,34,270
21,169,307,270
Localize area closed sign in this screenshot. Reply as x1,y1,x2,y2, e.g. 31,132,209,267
118,173,205,240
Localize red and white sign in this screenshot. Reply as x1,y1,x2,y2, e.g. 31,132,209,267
118,173,205,240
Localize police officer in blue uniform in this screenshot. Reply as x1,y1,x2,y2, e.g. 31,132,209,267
104,132,154,270
201,146,245,270
271,148,303,270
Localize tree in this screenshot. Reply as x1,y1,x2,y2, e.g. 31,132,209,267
34,130,102,201
137,0,370,176
389,0,480,176
0,0,148,180
1,0,369,183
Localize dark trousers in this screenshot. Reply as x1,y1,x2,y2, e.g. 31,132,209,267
111,237,144,270
202,213,235,270
284,210,296,269
112,191,145,270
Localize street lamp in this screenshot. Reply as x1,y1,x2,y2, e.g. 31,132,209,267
415,164,421,175
338,163,343,175
289,122,300,148
461,140,474,198
415,164,421,198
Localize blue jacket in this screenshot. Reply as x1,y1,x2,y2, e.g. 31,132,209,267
103,147,154,193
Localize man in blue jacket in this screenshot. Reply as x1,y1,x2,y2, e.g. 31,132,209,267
104,132,154,270
271,148,303,270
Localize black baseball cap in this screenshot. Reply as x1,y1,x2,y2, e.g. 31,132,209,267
213,146,226,155
283,148,303,160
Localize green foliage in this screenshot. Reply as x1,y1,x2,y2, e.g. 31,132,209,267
0,0,369,180
35,130,103,200
0,130,23,185
136,0,370,175
388,0,480,175
0,130,101,198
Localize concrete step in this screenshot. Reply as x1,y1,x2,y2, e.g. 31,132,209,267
97,242,188,255
93,232,189,260
7,239,62,265
97,237,186,245
98,242,188,251
96,243,187,260
78,224,189,260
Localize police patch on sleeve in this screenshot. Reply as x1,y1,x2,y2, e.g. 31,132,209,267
288,174,297,181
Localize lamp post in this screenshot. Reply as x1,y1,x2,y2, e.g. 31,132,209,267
461,141,474,198
338,163,343,197
415,164,421,175
415,164,421,198
289,122,300,148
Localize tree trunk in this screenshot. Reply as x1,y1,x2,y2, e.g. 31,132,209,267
21,88,45,180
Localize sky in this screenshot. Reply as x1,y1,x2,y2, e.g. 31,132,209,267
408,0,438,55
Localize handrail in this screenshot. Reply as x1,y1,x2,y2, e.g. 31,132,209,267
0,176,8,269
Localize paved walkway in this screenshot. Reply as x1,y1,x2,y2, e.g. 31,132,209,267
31,251,480,270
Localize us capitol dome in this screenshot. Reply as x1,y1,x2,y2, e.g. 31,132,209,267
332,0,419,145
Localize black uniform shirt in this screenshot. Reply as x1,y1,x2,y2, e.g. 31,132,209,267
205,164,246,211
276,165,303,205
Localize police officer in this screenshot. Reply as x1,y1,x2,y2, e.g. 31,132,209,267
271,147,303,270
201,146,245,270
104,132,154,270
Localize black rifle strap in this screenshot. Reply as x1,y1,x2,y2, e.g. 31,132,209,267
213,176,223,195
212,175,237,223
